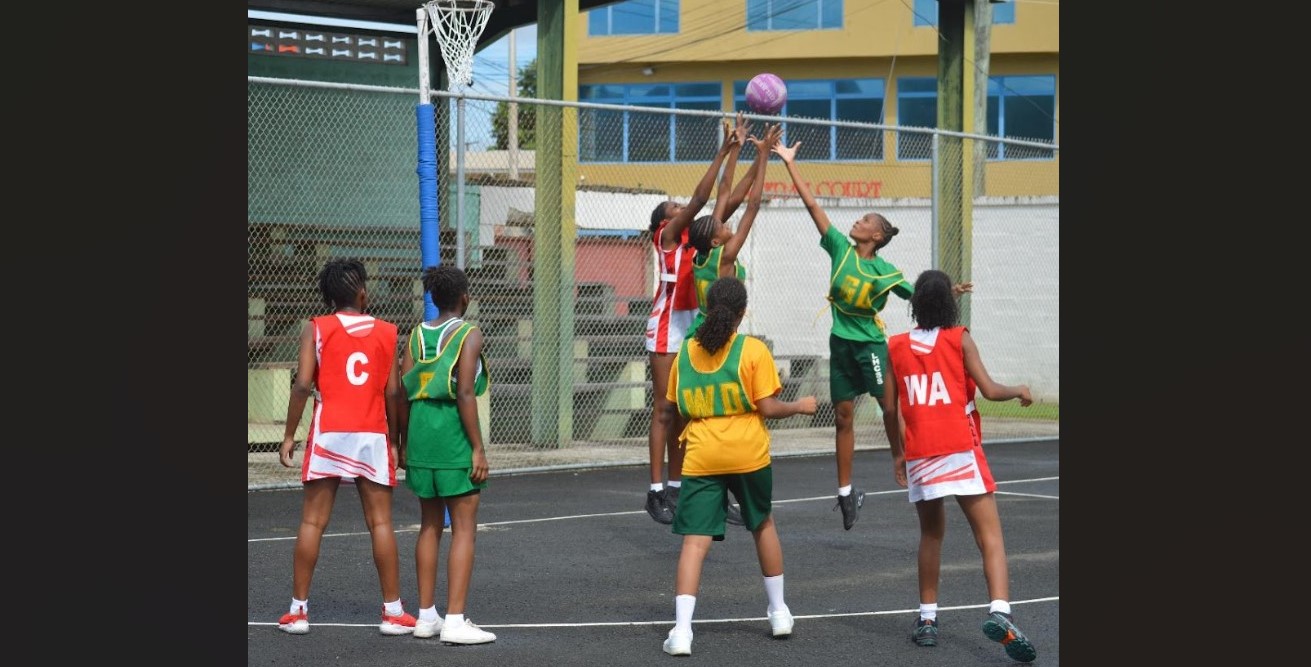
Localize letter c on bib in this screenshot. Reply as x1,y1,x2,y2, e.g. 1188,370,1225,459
346,352,370,385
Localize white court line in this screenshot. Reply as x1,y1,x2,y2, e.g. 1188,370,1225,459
248,475,1059,543
249,596,1059,629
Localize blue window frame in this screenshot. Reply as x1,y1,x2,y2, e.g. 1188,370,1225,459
747,0,843,31
986,75,1055,159
578,82,721,163
732,77,884,161
913,0,1014,27
895,77,937,160
588,0,679,36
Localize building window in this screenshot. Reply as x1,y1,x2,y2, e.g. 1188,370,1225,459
732,77,883,161
986,75,1055,160
895,77,937,160
578,83,721,163
912,0,1014,27
588,0,679,36
747,0,843,31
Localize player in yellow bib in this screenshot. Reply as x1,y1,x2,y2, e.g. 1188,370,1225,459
660,277,818,657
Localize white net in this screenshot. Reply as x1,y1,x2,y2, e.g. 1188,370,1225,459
425,0,494,90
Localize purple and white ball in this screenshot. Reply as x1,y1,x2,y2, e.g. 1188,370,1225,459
746,73,788,115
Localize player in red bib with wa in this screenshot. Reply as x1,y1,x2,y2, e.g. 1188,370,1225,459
884,269,1037,663
275,258,416,637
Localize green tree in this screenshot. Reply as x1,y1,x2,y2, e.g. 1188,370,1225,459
492,57,536,150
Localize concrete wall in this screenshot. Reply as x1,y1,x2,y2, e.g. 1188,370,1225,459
475,186,1059,401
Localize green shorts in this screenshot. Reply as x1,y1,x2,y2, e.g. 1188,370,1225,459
829,334,889,402
673,466,774,538
404,466,486,500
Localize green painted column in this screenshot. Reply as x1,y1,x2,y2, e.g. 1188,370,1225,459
531,0,579,448
936,0,975,326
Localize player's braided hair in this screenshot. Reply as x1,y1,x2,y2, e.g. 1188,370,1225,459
422,264,469,311
317,258,368,311
649,201,674,233
873,213,900,251
688,215,719,255
909,269,959,330
694,276,747,354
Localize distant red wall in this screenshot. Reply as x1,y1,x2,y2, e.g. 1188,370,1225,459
493,233,651,316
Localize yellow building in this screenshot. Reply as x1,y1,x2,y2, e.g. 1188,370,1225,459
572,0,1058,197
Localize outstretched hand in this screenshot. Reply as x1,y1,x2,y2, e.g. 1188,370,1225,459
748,123,783,151
731,111,751,146
951,282,974,297
771,140,800,163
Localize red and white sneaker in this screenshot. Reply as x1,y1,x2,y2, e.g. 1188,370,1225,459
278,607,309,634
380,608,417,635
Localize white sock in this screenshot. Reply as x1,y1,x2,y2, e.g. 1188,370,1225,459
651,483,664,492
674,594,696,634
419,606,439,623
446,613,465,627
990,599,1011,615
919,602,938,621
666,480,681,488
383,599,404,616
838,485,852,497
290,598,308,615
763,574,787,614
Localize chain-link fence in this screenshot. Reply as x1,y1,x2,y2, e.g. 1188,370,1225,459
249,76,1059,489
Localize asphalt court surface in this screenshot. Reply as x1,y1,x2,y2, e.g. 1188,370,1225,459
249,439,1059,666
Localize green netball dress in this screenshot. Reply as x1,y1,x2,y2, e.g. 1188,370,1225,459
686,245,746,337
402,317,489,469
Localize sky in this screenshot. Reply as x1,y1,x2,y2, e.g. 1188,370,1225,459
249,10,538,150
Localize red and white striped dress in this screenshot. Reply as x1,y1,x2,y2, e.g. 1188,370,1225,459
645,220,698,354
302,312,399,486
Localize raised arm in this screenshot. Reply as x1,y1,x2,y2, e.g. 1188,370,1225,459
712,112,749,224
962,330,1033,406
662,119,736,248
719,123,781,274
718,160,760,223
771,140,832,236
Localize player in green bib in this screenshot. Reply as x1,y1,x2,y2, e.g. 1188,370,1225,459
772,140,972,531
686,123,781,340
397,265,497,645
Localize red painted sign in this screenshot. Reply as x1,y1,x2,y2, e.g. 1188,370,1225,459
762,180,884,198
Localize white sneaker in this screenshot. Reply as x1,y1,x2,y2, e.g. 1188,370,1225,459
768,608,794,637
414,615,444,639
439,619,497,645
662,627,693,656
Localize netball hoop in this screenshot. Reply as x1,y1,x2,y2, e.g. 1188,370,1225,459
423,0,494,91
415,0,493,284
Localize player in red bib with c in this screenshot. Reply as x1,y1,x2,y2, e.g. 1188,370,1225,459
276,258,415,636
